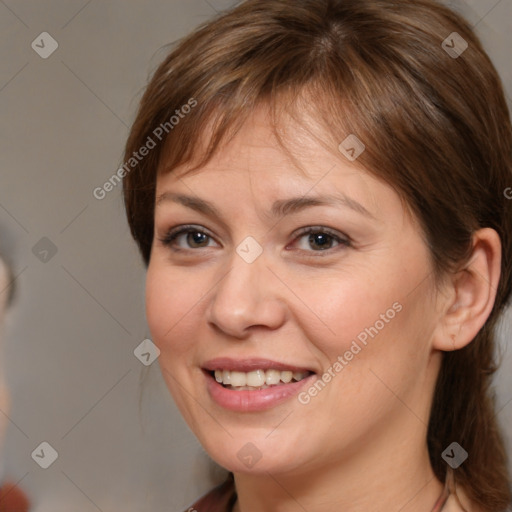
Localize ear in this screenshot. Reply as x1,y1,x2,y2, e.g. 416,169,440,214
432,228,502,352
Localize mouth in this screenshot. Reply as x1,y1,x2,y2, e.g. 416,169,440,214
205,368,315,391
201,357,318,410
202,366,317,412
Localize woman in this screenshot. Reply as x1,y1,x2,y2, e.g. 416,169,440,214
122,0,512,510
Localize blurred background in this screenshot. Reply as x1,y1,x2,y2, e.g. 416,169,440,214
0,0,511,510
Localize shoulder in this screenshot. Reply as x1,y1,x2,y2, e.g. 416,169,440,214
182,476,237,512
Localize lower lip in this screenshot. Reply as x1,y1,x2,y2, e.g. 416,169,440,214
203,370,316,412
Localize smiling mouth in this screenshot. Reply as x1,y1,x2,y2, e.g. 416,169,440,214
208,369,314,391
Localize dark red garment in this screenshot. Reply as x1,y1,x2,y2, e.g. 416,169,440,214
183,474,237,512
0,481,30,512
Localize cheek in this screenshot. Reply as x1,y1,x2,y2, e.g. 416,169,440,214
145,262,201,356
294,269,403,353
297,263,433,373
145,263,201,414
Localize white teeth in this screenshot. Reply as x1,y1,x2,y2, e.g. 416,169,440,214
281,371,293,383
212,368,310,388
222,370,231,385
265,369,281,386
230,371,247,387
246,370,266,387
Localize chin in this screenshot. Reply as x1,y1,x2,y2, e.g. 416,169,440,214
201,436,309,476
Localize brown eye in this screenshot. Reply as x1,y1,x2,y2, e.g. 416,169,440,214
291,227,351,254
159,225,216,250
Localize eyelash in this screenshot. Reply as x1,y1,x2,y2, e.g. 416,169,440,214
157,224,351,257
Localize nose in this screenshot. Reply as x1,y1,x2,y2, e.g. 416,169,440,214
205,251,287,338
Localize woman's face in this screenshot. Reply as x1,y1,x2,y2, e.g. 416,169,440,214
146,105,444,475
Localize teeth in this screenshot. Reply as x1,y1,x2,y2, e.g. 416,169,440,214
281,371,293,383
265,369,281,386
213,369,310,388
230,371,247,387
246,370,266,387
292,371,305,381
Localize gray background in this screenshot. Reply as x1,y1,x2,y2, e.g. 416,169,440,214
0,1,511,511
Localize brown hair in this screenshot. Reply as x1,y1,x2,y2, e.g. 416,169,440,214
122,0,512,508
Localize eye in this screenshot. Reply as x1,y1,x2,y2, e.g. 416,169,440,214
157,224,351,255
158,225,217,250
289,226,351,254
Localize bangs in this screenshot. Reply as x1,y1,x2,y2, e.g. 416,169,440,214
155,84,357,181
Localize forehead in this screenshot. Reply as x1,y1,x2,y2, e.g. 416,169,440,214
158,103,366,186
154,103,409,227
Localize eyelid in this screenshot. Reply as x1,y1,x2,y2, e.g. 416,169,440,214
157,224,219,249
288,226,351,255
158,223,351,256
292,225,350,242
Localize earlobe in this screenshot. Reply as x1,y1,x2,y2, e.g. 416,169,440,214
432,227,501,352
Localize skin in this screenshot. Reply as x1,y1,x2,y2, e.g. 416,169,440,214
146,104,500,512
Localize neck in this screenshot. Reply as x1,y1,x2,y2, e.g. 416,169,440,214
232,416,444,512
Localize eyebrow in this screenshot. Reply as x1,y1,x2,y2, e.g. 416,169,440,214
155,191,376,221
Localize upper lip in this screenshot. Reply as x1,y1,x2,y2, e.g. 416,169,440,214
202,357,316,374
